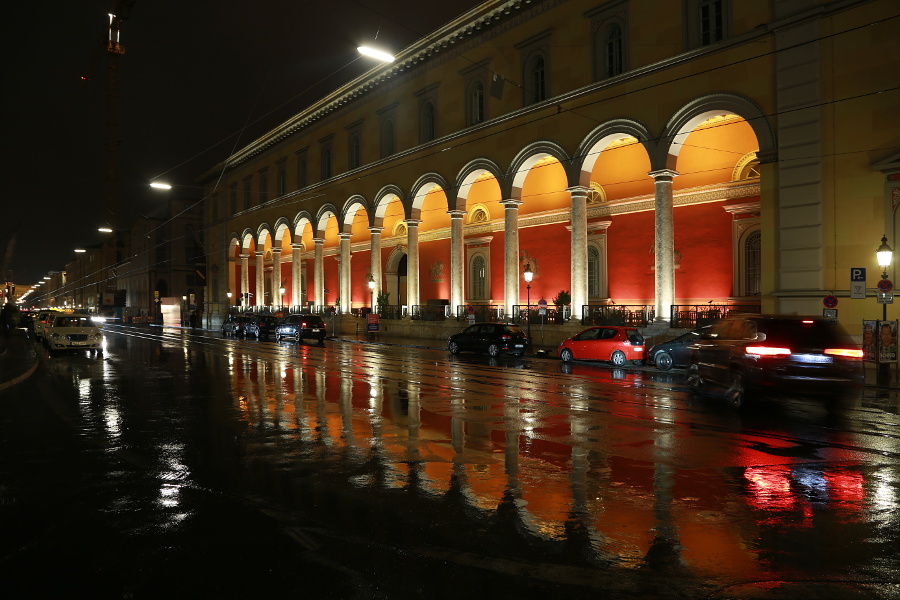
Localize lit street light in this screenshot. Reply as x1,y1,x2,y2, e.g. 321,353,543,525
523,264,533,352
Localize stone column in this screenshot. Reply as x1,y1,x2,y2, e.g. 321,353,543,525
501,199,522,318
567,186,590,321
449,210,465,313
271,248,282,307
406,220,421,312
240,253,250,307
369,227,383,306
255,251,265,306
649,170,678,323
313,238,325,309
339,233,352,314
291,243,303,309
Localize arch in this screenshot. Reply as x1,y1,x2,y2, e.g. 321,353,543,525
410,173,452,218
314,204,340,237
292,212,315,238
341,195,371,230
508,141,574,200
575,119,655,187
373,185,407,226
255,223,274,247
454,159,504,211
239,229,256,252
657,93,776,171
272,218,292,245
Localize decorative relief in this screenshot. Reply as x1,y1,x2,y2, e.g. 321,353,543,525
430,261,445,283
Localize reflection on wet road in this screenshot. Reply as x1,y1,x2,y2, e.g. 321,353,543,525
4,325,900,598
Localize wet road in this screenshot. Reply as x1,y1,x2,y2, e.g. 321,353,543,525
1,325,899,599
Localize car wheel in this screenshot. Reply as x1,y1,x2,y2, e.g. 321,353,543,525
449,341,460,354
294,331,302,343
274,332,281,341
654,351,674,371
687,364,704,392
487,343,500,357
725,371,745,408
611,350,627,367
560,348,574,362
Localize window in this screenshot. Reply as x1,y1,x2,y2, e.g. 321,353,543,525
381,119,394,158
258,169,268,205
744,230,761,296
229,184,237,215
700,0,725,45
605,24,623,77
276,162,286,197
529,55,546,104
243,177,252,210
297,152,308,189
321,147,332,180
420,101,436,143
472,255,486,300
470,80,485,125
348,133,361,170
588,246,600,297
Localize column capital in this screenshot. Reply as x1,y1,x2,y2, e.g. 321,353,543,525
368,226,384,234
313,237,325,245
240,253,251,260
448,210,466,218
404,219,422,227
500,198,523,208
255,250,265,258
291,242,304,250
271,247,282,255
338,232,352,240
648,169,679,180
565,186,592,197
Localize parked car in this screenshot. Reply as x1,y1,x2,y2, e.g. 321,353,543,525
558,326,646,366
44,313,103,355
687,314,863,408
274,314,326,344
221,316,252,337
647,325,716,370
245,315,280,339
447,323,529,357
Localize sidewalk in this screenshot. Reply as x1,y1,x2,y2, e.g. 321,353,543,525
0,329,40,392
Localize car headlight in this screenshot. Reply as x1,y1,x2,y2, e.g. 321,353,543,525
50,333,61,339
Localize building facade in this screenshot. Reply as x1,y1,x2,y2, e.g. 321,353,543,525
199,0,900,339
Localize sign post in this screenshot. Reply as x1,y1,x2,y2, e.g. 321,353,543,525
850,268,866,299
538,299,548,347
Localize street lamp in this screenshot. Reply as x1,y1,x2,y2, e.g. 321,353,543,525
876,235,894,382
367,274,376,314
226,291,232,309
523,263,533,350
279,287,285,310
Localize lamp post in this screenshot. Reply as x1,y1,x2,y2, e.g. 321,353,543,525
279,287,285,311
182,295,187,327
226,291,232,307
877,235,894,383
523,264,533,351
368,275,376,313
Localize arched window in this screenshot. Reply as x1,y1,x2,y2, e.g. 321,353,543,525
605,24,623,77
420,101,436,143
530,55,546,104
744,230,761,296
588,246,601,297
320,147,332,180
472,255,486,300
349,134,361,170
470,81,485,125
381,119,394,158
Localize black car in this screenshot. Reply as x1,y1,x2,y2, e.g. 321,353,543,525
448,322,529,357
687,315,863,408
245,315,279,339
221,316,252,337
647,325,715,370
274,314,326,344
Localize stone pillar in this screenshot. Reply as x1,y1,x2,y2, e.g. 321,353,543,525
449,210,465,313
406,220,421,311
271,248,282,307
313,238,324,309
255,251,265,306
339,233,352,314
240,253,250,306
567,186,590,321
649,170,678,323
369,227,383,307
291,243,303,309
501,199,522,318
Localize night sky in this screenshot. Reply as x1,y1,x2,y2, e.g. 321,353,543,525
6,0,483,287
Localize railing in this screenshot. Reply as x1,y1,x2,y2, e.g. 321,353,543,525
511,304,570,325
376,305,405,320
455,304,505,322
581,305,655,327
410,305,451,321
669,304,761,329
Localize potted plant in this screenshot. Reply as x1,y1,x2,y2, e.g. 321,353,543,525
552,290,571,322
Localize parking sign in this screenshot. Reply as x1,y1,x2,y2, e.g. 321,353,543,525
850,268,866,299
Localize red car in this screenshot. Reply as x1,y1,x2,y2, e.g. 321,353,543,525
558,326,646,366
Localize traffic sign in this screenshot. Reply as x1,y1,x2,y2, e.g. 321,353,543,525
878,292,894,304
823,295,838,308
878,279,894,293
850,268,867,299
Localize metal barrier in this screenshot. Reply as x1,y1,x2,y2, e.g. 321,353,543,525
581,305,654,327
511,304,570,325
669,304,760,329
454,304,505,322
376,305,404,320
410,305,450,321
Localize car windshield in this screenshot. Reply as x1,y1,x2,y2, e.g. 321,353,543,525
55,317,93,327
757,319,850,347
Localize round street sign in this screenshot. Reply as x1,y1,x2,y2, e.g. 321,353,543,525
823,295,838,308
878,279,893,293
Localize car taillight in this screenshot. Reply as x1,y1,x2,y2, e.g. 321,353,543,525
824,348,863,359
301,322,307,328
501,334,512,340
745,346,792,356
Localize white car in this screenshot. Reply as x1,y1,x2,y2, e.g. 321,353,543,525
45,313,104,355
32,310,57,341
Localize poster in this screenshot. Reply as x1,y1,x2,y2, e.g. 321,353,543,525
877,320,898,364
862,320,877,362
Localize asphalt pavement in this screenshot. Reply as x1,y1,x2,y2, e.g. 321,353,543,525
3,324,899,392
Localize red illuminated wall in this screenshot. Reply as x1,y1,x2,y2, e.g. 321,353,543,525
520,222,571,303
606,211,656,302
350,249,372,307
419,239,452,302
